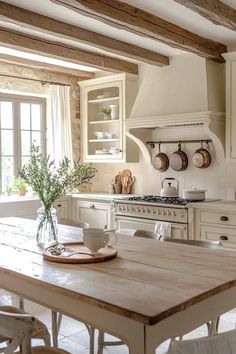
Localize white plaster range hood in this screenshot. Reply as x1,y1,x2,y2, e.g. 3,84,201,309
125,111,225,163
125,55,226,163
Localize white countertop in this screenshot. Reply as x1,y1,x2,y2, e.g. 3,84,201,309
0,195,40,203
1,192,236,211
71,192,134,201
189,200,236,211
0,192,127,203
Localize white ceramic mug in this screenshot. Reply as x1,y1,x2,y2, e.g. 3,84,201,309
83,228,117,254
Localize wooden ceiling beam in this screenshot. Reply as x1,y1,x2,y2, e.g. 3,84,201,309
51,0,227,62
0,27,138,74
0,53,94,79
0,1,168,67
173,0,236,31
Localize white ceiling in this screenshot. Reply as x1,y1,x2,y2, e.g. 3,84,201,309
1,0,236,71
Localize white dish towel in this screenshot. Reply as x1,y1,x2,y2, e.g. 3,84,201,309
154,221,171,239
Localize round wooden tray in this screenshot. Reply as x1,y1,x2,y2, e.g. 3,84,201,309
43,242,117,264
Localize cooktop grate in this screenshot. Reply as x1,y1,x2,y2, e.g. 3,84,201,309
121,195,189,205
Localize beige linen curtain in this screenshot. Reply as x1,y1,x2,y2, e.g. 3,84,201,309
47,85,73,163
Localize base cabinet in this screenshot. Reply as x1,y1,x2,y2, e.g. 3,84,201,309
200,225,236,249
194,206,236,250
73,199,114,229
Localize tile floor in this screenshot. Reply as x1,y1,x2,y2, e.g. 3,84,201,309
1,291,236,353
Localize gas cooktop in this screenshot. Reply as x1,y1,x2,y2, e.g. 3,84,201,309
118,195,220,206
120,195,189,205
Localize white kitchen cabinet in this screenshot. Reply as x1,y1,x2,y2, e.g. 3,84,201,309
224,52,236,160
73,199,114,229
194,203,236,250
79,73,138,163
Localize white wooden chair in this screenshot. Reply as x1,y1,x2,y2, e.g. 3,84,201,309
0,308,71,354
160,236,221,250
0,305,50,347
166,328,236,354
52,219,95,354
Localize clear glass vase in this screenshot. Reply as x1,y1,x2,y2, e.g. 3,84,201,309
36,206,58,247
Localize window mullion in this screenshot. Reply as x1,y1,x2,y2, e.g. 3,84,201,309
14,100,21,174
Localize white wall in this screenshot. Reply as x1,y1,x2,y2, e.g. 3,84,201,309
92,54,236,200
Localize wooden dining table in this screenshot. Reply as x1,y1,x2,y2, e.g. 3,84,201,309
1,217,236,354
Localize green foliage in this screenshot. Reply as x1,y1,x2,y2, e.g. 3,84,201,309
5,185,12,194
101,105,111,117
18,145,97,211
70,161,97,191
13,177,27,191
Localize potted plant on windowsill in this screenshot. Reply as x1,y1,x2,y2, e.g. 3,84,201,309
18,145,97,247
13,177,28,196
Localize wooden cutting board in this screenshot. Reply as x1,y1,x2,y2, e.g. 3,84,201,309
120,169,132,194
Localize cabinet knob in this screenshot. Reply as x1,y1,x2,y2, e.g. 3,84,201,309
220,216,229,221
219,235,228,241
90,204,95,209
57,204,62,207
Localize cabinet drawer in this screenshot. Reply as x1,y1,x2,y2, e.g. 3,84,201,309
200,211,236,226
200,225,236,249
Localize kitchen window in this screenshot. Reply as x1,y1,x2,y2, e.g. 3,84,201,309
0,93,46,192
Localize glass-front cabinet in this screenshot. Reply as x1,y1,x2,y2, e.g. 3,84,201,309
79,73,138,163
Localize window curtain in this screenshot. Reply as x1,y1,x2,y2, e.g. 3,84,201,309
47,85,73,164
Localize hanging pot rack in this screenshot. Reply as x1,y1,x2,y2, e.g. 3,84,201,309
146,139,212,149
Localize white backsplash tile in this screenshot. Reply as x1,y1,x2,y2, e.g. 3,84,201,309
91,148,236,199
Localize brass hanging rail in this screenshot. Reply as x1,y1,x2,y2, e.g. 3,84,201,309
146,139,212,149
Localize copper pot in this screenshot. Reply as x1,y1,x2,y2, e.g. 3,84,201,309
192,143,211,168
152,144,169,172
170,142,188,171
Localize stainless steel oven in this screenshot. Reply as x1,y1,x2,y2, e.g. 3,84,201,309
114,196,189,239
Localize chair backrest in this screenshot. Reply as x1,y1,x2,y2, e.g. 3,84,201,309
0,309,71,354
166,328,236,354
0,310,34,354
134,229,158,239
160,236,221,250
59,218,89,228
